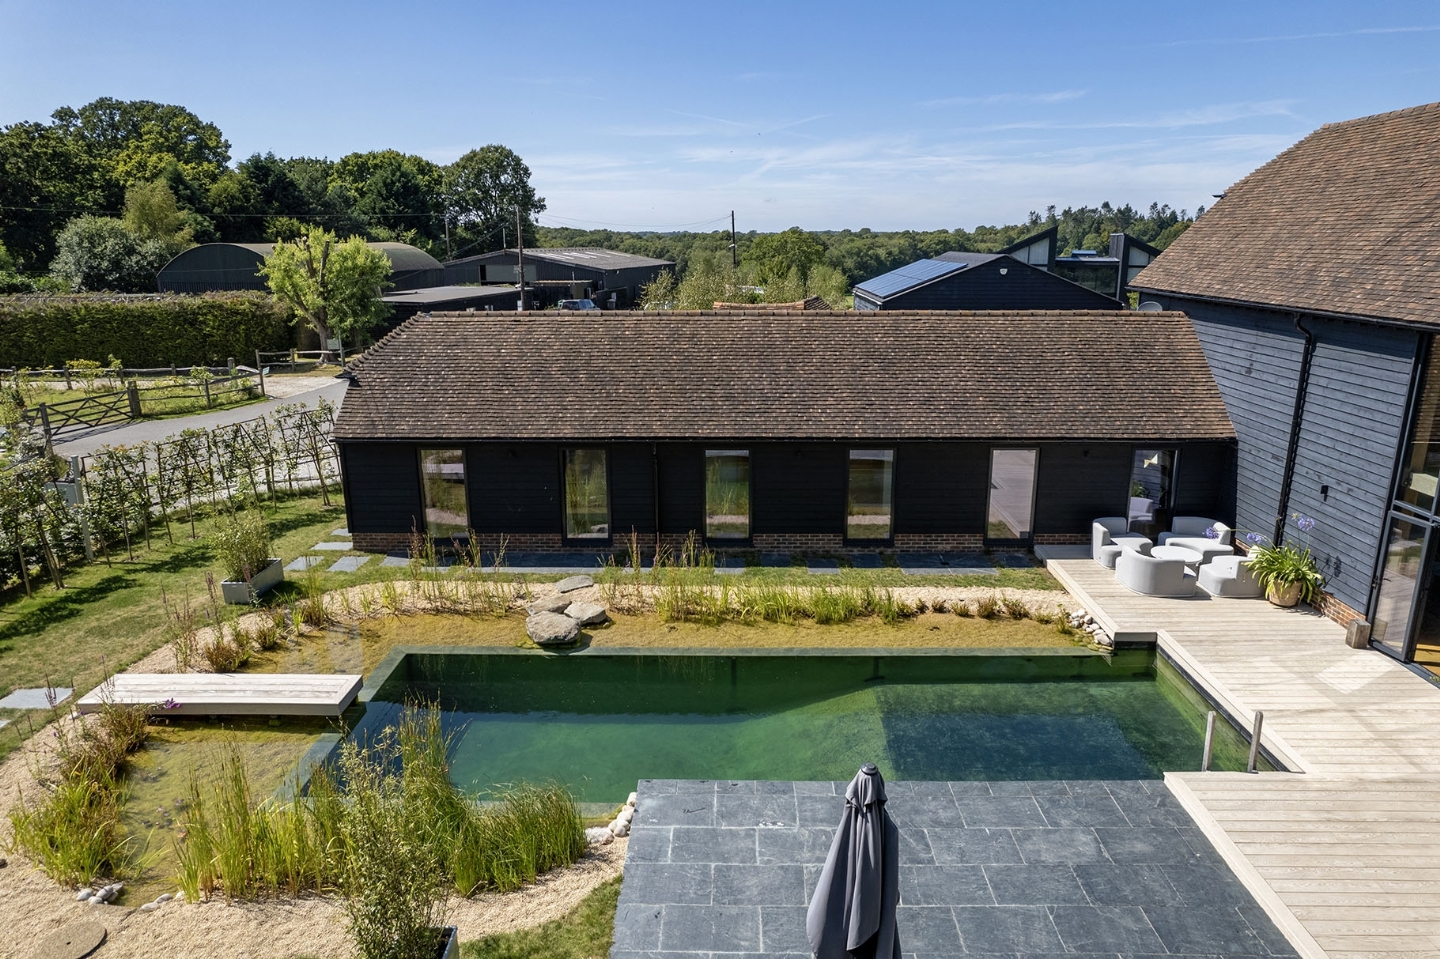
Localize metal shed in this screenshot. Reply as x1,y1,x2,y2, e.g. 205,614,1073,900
156,242,445,294
443,248,673,308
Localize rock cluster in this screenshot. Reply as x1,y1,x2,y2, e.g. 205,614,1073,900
1068,609,1114,648
524,586,609,647
77,883,122,905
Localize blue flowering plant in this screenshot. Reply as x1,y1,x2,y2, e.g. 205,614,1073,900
1244,514,1325,604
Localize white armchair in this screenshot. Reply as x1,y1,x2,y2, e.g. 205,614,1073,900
1158,516,1234,565
1092,517,1153,569
1115,548,1198,597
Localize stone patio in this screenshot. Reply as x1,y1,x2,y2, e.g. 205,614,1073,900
613,779,1298,958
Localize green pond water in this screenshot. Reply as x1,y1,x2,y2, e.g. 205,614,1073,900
353,649,1261,805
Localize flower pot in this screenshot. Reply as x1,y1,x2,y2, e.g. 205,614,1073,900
1266,581,1302,608
220,557,284,605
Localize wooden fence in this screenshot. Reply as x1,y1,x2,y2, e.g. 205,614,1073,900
20,369,265,444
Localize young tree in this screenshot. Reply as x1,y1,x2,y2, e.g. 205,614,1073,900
260,226,392,347
122,179,194,251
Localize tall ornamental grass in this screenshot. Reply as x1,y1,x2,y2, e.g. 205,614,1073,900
174,703,586,903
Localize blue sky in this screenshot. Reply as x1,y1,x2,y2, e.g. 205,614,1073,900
2,0,1438,232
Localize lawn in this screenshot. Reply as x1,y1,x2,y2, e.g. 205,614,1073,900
463,877,620,959
0,492,349,761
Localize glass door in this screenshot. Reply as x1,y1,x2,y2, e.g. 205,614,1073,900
1371,513,1436,661
986,449,1037,544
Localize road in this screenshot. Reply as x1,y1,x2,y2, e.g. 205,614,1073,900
53,378,349,457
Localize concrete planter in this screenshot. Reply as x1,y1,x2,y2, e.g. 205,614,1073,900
434,926,458,959
220,557,283,605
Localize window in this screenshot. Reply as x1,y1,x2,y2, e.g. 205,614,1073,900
1399,356,1440,514
1129,449,1176,526
847,449,895,540
705,450,750,540
563,449,610,539
418,448,468,538
987,449,1037,541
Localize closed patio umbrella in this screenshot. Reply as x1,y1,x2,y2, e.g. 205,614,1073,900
806,763,901,959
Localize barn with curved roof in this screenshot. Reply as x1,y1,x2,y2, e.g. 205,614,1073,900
156,241,445,294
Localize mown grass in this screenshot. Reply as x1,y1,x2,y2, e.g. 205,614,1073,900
462,876,620,959
0,493,349,762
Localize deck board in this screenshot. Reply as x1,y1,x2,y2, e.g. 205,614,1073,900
75,672,362,716
1050,557,1440,959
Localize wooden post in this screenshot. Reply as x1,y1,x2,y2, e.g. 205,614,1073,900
38,404,52,455
126,381,142,418
64,369,72,390
203,378,212,408
227,356,235,374
256,351,267,397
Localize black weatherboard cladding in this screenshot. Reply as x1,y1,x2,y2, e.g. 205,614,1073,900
465,444,559,534
1161,296,1419,612
892,442,990,534
750,443,847,534
341,443,422,535
1034,445,1133,534
860,257,1119,311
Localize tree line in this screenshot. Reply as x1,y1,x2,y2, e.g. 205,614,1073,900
0,97,545,291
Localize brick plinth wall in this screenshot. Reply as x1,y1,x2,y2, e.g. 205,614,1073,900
1034,534,1088,545
892,534,985,551
1310,590,1366,628
351,532,413,552
752,533,845,551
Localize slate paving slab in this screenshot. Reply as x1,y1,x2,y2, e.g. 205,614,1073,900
379,554,411,568
759,552,791,567
806,558,841,573
327,555,373,573
285,556,325,572
312,541,351,551
331,528,351,537
849,552,885,568
614,779,1298,959
0,688,73,709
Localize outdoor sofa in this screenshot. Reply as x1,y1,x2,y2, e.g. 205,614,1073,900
1198,555,1263,598
1115,548,1198,597
1157,516,1235,565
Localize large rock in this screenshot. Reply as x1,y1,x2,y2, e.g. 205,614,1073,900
526,612,580,646
526,595,572,615
565,602,608,626
555,574,594,593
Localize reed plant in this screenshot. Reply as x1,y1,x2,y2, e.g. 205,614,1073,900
172,704,585,908
1001,594,1030,619
7,700,152,886
974,594,999,618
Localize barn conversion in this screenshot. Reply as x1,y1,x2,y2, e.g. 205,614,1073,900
441,247,673,308
852,252,1117,311
1133,101,1440,666
156,242,445,293
332,310,1235,556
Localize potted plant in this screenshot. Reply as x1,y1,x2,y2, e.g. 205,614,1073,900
214,510,282,604
1244,514,1324,608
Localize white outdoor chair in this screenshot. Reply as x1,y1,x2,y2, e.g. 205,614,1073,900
1092,517,1152,569
1198,555,1263,598
1115,548,1197,597
1158,516,1234,565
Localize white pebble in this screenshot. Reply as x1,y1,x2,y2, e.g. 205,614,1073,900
140,902,159,912
156,893,174,902
76,888,93,901
617,808,634,824
627,792,638,806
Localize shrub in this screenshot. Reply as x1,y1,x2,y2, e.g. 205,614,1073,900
213,510,273,583
1001,595,1029,619
975,594,999,619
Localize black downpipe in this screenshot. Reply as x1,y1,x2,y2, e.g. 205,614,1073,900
1275,314,1316,544
651,442,661,544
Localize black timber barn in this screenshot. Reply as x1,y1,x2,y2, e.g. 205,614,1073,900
332,310,1236,556
441,247,673,309
1133,101,1440,665
156,242,445,293
852,253,1119,311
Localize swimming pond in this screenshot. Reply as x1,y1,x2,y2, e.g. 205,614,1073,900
349,648,1262,805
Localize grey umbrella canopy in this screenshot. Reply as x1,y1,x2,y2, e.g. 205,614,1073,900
806,763,901,959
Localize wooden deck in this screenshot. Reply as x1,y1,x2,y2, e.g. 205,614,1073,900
1050,557,1440,959
75,673,363,717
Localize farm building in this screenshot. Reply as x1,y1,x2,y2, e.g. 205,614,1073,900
381,285,522,322
332,310,1235,555
156,242,445,294
852,252,1117,311
1133,101,1440,666
1000,228,1162,302
441,248,673,309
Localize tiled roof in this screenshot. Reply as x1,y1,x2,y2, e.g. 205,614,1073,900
1133,102,1440,325
712,296,832,310
333,311,1234,443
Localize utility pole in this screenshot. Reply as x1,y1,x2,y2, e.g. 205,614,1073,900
515,205,526,311
443,215,452,259
730,210,737,269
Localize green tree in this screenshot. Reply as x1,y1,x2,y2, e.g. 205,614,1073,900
0,120,105,269
49,215,169,292
260,226,392,347
50,97,231,200
122,179,193,251
332,150,444,246
443,145,546,251
746,227,826,285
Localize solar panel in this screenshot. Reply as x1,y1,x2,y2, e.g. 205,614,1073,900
854,259,967,299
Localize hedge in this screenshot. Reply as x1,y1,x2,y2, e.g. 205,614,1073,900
0,292,293,368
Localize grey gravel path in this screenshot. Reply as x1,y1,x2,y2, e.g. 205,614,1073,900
54,379,348,457
613,779,1299,959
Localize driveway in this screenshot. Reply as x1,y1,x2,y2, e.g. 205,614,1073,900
53,378,349,457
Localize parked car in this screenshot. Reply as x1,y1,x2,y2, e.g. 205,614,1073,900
557,299,600,311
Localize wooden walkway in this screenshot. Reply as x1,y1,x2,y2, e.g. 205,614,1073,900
1050,557,1440,959
76,673,363,717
